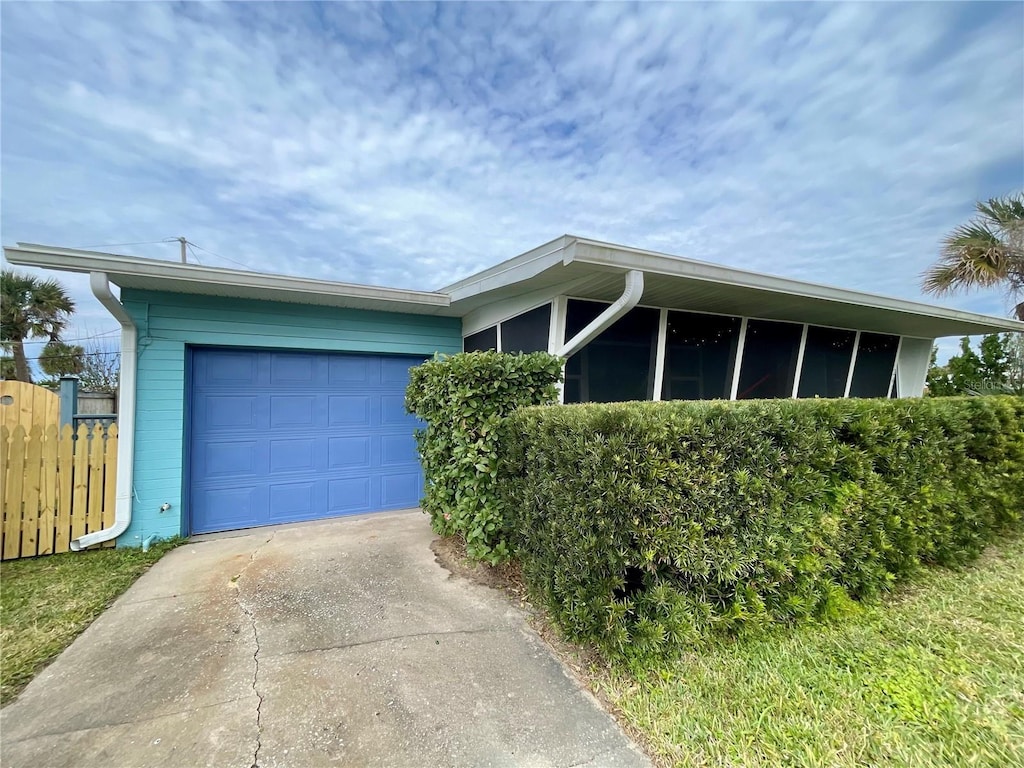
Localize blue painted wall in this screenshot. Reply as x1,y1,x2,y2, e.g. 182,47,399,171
118,289,462,546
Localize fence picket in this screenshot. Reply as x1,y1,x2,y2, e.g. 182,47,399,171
3,426,27,559
1,426,11,556
55,425,75,553
102,424,119,534
71,423,90,542
87,423,105,538
0,426,8,549
1,408,120,560
37,425,59,556
21,425,44,557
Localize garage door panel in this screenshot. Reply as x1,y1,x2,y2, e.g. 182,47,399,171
380,394,413,425
192,486,266,532
269,438,318,474
328,476,372,514
271,353,317,383
201,440,260,477
328,356,373,384
190,348,424,534
270,395,318,429
202,395,259,429
381,356,417,383
269,481,318,520
328,395,371,427
381,434,418,465
328,436,372,469
381,473,421,507
203,350,259,385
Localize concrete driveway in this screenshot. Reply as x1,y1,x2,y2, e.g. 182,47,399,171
1,510,650,768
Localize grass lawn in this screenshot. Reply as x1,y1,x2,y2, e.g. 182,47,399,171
595,535,1024,768
0,540,179,705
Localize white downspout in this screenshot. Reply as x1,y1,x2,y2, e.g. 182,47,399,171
556,270,645,358
71,272,136,550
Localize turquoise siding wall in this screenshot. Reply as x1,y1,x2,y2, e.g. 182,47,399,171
118,289,462,546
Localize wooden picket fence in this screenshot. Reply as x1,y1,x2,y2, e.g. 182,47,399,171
0,423,119,560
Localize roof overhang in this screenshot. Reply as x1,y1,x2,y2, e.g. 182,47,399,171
6,237,1023,338
3,243,455,316
444,236,1024,338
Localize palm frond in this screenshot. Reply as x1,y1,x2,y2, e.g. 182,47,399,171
922,222,1015,295
976,195,1024,227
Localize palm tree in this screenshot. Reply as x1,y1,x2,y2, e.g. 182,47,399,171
922,193,1024,320
1,270,76,383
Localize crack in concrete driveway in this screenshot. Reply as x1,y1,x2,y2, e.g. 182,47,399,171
1,510,650,768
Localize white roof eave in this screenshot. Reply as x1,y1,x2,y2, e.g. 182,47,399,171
569,238,1024,335
4,243,453,314
442,235,1024,337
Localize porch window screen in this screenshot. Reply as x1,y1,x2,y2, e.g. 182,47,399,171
563,300,659,403
849,332,899,397
500,304,551,354
736,320,803,399
463,326,497,352
797,326,857,398
661,311,741,400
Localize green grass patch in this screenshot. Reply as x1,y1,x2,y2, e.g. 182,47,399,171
0,540,180,705
597,536,1024,767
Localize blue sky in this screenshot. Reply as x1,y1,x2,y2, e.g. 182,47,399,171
2,1,1022,364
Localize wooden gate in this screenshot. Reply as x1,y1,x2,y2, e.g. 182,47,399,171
0,380,59,433
0,382,118,559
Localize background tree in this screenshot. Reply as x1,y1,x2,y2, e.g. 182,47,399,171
927,333,1022,395
38,341,86,379
1,270,76,383
922,193,1024,320
0,356,16,380
79,346,120,394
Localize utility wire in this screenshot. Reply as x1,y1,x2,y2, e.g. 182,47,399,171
1,329,122,345
15,350,121,363
186,243,203,266
187,241,252,270
70,239,175,250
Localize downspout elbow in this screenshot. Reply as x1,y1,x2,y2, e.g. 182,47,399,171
557,269,645,358
71,273,136,550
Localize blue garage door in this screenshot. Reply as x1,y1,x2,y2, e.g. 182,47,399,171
189,348,425,534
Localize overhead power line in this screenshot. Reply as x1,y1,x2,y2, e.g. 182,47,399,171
187,241,252,270
71,239,176,250
15,349,121,364
186,243,203,266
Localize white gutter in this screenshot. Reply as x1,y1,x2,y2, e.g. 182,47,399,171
71,272,136,550
557,270,644,358
5,243,450,312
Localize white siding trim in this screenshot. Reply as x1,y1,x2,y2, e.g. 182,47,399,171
791,324,809,398
844,331,862,398
653,308,668,401
888,336,904,398
550,296,568,404
730,317,749,400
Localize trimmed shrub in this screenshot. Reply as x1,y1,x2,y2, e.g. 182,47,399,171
501,396,1024,661
405,351,563,563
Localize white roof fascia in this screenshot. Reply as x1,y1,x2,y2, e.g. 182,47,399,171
441,236,573,300
459,276,593,337
569,238,1024,334
4,243,451,312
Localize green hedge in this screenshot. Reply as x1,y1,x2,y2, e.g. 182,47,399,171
405,351,563,563
501,396,1024,661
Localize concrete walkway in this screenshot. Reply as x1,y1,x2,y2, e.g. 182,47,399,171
1,510,650,768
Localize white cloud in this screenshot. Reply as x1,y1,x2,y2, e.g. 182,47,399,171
2,1,1021,363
